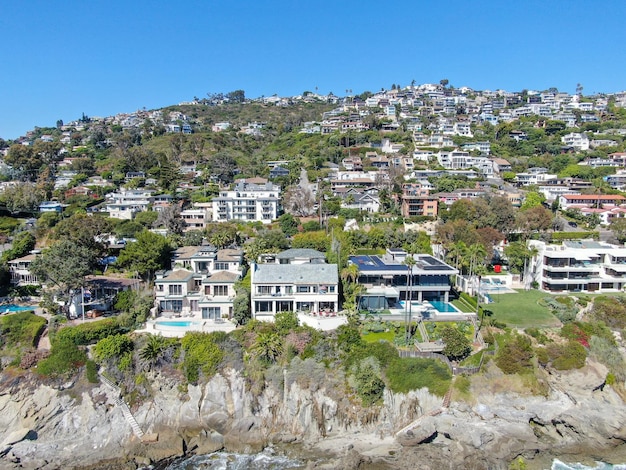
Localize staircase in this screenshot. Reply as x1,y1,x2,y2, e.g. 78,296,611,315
417,320,430,342
100,374,145,439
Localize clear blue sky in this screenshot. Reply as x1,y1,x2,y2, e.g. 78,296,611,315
2,0,626,140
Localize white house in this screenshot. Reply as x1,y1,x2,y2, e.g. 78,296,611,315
250,262,339,321
212,179,281,224
561,132,590,151
529,240,626,293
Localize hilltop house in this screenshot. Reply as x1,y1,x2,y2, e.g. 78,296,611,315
250,256,339,321
349,249,458,310
154,246,243,320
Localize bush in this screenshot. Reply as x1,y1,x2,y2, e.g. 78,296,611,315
386,357,452,396
93,334,134,362
53,319,125,346
547,341,586,370
0,311,47,348
85,360,99,383
589,336,625,381
36,341,87,377
180,332,224,384
348,357,385,406
495,333,534,374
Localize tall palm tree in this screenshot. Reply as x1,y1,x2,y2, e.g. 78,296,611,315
341,263,359,284
403,255,416,343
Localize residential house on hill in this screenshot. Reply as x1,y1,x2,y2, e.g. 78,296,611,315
349,249,458,310
250,261,339,321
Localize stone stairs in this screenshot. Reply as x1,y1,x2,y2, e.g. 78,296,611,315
100,374,145,439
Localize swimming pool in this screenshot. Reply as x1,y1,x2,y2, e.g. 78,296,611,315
1,304,35,314
155,320,199,328
429,301,458,313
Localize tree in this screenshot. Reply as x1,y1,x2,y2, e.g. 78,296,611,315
252,332,283,363
610,218,626,243
1,231,35,263
283,185,315,216
30,239,97,309
520,191,546,210
279,213,300,237
441,326,472,361
115,230,172,281
516,206,553,237
153,205,185,235
52,213,112,257
0,182,44,213
205,222,239,248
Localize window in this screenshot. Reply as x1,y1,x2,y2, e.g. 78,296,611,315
202,307,220,319
215,262,229,270
214,285,228,296
255,301,272,312
296,285,310,293
204,285,211,295
169,284,182,295
160,300,182,312
258,286,272,295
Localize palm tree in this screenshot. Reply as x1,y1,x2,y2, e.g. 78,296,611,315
403,255,416,343
139,334,168,369
466,243,487,295
252,332,283,363
341,263,359,284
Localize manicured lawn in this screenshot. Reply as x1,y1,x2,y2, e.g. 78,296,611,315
361,331,395,343
482,289,561,328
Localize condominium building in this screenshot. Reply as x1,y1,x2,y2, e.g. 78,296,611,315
529,240,626,293
212,179,281,224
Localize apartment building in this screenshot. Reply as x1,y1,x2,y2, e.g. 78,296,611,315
212,179,281,224
529,240,626,293
400,184,439,218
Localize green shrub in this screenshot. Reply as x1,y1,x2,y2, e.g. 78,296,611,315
85,360,99,383
180,332,224,384
36,341,87,377
349,357,385,406
0,311,47,348
454,375,471,394
589,336,626,381
53,319,125,346
495,333,534,374
526,328,549,344
548,341,586,370
386,357,452,396
93,334,134,362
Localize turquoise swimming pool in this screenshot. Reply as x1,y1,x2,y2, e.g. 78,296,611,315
429,301,458,313
1,304,35,313
155,320,199,328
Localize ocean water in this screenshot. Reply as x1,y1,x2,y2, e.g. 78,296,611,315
156,449,304,469
552,460,626,470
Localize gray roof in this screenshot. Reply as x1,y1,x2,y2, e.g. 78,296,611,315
275,248,326,260
253,263,338,284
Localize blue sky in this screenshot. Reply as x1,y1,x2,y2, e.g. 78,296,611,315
2,0,626,139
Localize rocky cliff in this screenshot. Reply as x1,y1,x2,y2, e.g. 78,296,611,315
0,359,624,470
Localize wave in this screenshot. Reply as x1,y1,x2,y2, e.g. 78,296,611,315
552,459,626,470
153,449,304,470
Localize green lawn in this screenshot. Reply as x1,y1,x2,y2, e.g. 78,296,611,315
482,289,561,328
361,331,395,343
